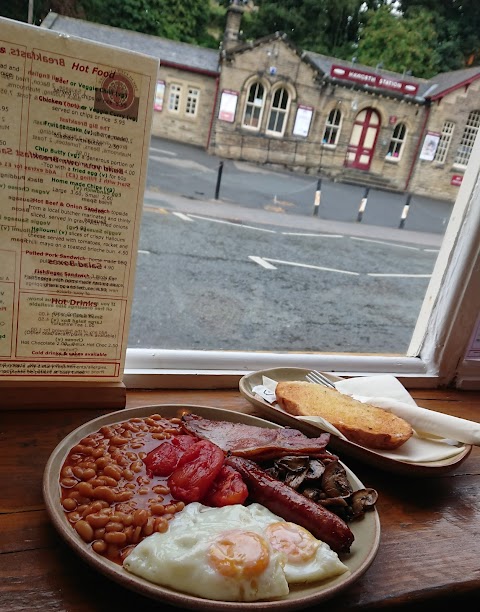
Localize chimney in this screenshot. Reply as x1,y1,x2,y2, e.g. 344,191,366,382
223,2,245,50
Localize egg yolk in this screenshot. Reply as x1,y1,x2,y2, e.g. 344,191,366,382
265,522,319,563
207,530,271,578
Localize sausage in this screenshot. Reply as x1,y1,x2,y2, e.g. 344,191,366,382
226,455,354,554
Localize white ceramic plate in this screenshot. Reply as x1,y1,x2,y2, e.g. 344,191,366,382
239,367,472,477
43,404,380,611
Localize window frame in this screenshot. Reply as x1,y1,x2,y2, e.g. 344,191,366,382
242,81,266,131
434,120,455,164
124,127,480,392
185,86,200,117
385,122,407,161
167,82,182,113
322,108,342,147
265,86,290,137
454,110,480,168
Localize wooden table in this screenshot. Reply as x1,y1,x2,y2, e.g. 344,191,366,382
1,388,480,610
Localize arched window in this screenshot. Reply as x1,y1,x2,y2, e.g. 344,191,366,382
242,81,265,130
454,110,480,167
266,87,290,136
386,122,407,160
322,108,342,145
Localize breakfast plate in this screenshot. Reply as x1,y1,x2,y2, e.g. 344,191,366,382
43,404,380,611
239,367,473,477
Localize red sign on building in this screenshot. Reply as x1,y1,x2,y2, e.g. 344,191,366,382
451,174,463,186
330,65,419,96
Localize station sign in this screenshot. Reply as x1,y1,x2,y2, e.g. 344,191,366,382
330,65,419,96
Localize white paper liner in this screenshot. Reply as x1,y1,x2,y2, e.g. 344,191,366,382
252,375,477,464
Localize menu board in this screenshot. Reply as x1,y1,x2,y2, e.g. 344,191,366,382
0,18,158,381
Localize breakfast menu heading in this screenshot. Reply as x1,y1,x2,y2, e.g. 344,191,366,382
0,18,158,380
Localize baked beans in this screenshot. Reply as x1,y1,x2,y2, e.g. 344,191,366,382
60,414,187,564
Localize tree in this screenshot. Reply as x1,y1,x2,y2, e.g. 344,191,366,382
81,0,213,45
0,0,85,24
398,0,480,68
355,4,440,77
242,0,365,58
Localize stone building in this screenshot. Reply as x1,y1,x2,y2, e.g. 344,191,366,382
43,7,480,201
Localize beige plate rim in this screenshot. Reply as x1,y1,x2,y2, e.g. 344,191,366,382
238,367,473,477
43,403,381,611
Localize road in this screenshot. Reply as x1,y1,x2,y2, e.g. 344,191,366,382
128,203,439,353
146,137,454,234
126,137,448,353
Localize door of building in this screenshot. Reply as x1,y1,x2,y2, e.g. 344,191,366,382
345,108,380,170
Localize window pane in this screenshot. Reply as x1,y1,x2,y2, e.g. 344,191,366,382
454,110,480,166
434,121,455,163
267,88,288,134
322,109,342,144
186,88,199,116
38,5,480,384
243,82,264,128
387,123,406,158
168,84,181,112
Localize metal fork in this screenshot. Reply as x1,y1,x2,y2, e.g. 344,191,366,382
305,370,336,389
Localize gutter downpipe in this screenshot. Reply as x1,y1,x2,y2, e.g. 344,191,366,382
207,75,221,150
405,101,431,192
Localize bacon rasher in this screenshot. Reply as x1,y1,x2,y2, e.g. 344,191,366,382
181,413,332,461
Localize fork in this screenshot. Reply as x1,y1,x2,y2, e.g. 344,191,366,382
305,370,337,389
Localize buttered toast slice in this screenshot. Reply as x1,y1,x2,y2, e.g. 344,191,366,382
275,381,413,450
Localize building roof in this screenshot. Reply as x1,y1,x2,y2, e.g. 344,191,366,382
42,13,220,75
425,65,480,100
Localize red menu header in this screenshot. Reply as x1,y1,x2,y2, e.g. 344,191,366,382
330,64,419,96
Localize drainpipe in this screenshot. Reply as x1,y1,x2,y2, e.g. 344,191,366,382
404,102,431,192
207,75,220,150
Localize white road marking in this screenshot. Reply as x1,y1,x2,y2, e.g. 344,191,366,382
248,256,277,269
172,212,193,222
282,232,344,238
350,236,419,250
149,147,177,156
251,256,359,276
188,214,277,233
149,155,214,173
424,248,440,253
138,250,151,255
367,273,431,278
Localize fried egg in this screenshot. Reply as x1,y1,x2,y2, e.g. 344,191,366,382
123,503,348,601
247,504,349,584
123,503,288,602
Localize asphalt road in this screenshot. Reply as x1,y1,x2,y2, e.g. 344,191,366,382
146,137,454,234
128,205,439,353
127,137,448,353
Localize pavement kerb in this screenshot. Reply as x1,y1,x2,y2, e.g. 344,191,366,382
144,189,444,249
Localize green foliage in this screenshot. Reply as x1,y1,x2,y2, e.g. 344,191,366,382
81,0,210,44
356,5,441,77
0,0,84,24
398,0,480,67
243,0,365,57
3,1,479,73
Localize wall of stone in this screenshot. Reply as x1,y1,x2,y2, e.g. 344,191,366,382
151,66,217,148
409,80,480,200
